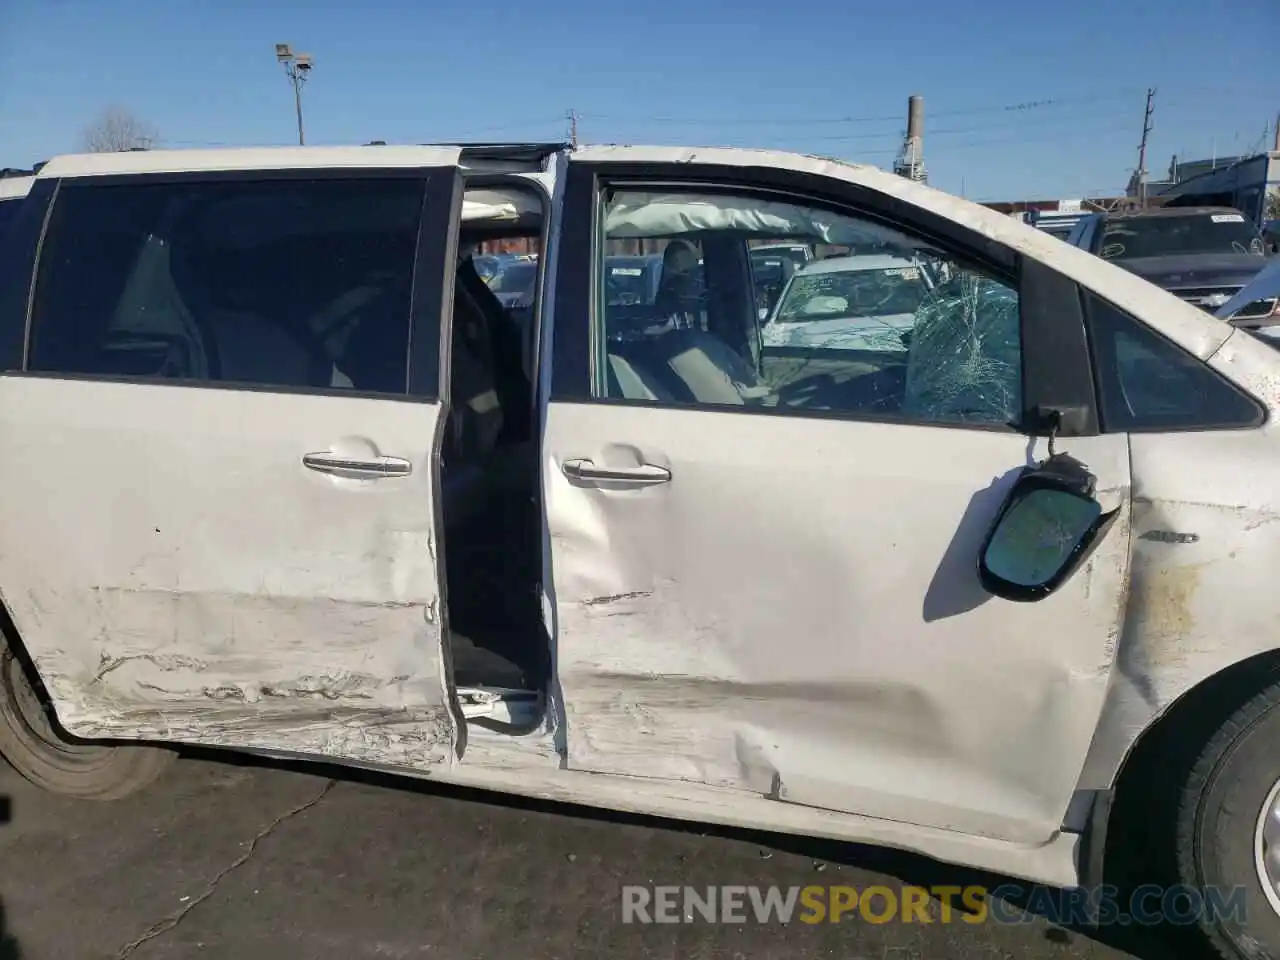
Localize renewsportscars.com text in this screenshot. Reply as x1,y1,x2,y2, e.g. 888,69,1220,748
620,883,1248,926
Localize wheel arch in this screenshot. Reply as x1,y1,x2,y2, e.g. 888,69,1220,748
1081,648,1280,890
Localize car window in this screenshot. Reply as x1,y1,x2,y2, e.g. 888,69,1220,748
1098,213,1266,261
595,189,1022,428
27,177,425,395
1085,294,1264,431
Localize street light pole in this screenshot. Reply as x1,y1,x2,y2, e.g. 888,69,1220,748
274,44,314,145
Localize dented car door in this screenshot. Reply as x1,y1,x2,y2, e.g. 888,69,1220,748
0,153,464,767
541,148,1132,846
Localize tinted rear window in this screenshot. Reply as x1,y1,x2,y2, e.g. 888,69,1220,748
28,178,425,394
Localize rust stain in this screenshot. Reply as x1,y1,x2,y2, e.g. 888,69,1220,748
1132,563,1204,667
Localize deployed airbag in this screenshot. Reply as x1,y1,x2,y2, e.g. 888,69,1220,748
604,192,900,246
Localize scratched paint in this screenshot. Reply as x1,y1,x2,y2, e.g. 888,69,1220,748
0,377,457,766
544,401,1132,846
1078,361,1280,789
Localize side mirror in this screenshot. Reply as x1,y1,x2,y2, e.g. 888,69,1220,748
978,454,1118,602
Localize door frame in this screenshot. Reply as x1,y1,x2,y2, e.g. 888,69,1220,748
0,156,473,764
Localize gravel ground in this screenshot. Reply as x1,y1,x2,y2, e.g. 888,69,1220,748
0,753,1204,960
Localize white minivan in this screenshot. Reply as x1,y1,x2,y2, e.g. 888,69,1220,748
1,142,1279,958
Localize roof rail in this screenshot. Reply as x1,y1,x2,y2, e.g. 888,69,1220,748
0,167,37,179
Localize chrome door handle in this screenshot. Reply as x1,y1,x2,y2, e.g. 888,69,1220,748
302,452,413,479
561,458,671,485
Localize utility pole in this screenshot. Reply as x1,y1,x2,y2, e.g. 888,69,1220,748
567,109,579,148
275,44,314,145
1136,87,1156,208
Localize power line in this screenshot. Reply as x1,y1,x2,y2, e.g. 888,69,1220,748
698,119,1149,157
573,96,1126,128
574,85,1270,129
741,107,1182,146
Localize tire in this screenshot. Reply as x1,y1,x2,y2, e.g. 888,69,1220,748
0,641,173,800
1176,680,1280,959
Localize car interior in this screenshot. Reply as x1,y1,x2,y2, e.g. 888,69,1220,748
439,183,548,704
597,196,1021,426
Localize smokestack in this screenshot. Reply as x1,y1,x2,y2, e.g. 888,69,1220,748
907,95,924,151
1274,113,1279,152
893,95,927,182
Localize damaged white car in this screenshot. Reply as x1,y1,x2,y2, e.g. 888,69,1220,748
0,143,1279,958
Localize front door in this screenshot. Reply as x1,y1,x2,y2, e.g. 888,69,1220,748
541,152,1132,845
0,155,465,768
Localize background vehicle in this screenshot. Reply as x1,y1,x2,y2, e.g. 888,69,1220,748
487,257,539,308
1025,210,1086,242
0,169,34,236
749,242,813,317
1067,206,1276,323
1263,218,1280,255
603,254,663,306
471,253,506,282
760,254,935,352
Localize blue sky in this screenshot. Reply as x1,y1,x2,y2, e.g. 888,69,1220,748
1,0,1275,200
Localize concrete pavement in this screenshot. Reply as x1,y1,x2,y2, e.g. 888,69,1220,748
0,754,1196,959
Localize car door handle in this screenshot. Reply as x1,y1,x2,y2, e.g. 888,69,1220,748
302,452,413,479
561,458,671,485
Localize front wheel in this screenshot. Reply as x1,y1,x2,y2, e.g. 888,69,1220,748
1176,681,1280,958
0,641,173,800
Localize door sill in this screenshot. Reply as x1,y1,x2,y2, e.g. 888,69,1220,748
457,686,543,733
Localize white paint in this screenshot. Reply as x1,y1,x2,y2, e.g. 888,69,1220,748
0,377,456,766
0,176,33,201
35,145,462,179
385,722,1082,888
542,403,1131,845
1078,332,1280,787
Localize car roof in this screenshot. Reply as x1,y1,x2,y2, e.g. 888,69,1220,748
796,254,917,275
34,145,464,179
0,176,33,201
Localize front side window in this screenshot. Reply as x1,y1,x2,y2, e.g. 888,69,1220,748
28,177,426,395
594,188,1022,428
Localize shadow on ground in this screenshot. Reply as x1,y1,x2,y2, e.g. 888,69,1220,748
0,793,21,960
182,746,1202,960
